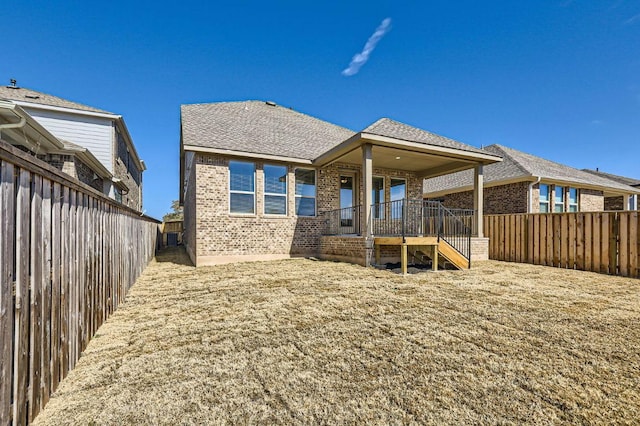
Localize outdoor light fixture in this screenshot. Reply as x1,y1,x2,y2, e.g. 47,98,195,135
395,156,401,160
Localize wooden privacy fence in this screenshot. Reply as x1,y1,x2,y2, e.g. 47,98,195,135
484,212,639,278
0,139,160,425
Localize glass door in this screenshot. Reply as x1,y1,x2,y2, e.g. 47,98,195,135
340,174,356,233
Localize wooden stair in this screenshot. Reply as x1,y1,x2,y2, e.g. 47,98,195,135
437,240,470,270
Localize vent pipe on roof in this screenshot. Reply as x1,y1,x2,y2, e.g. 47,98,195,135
7,78,19,89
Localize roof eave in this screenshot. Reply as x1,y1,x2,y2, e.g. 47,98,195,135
312,132,503,167
182,145,313,165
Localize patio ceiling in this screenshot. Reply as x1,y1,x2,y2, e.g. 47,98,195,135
313,132,502,179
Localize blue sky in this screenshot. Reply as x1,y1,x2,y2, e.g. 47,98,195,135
5,1,639,218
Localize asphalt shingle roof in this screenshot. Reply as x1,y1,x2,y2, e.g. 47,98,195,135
581,169,640,188
364,118,488,155
0,85,113,114
180,101,355,160
424,144,638,194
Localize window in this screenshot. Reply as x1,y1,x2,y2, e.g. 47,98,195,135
568,188,578,212
263,164,287,215
295,168,316,216
229,160,255,214
554,185,565,212
372,176,384,219
539,184,550,213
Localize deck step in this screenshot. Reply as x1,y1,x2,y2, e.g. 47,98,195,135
437,240,469,270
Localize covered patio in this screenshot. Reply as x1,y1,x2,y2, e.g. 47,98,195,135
313,119,502,273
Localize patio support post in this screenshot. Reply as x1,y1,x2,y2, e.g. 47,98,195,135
474,164,484,238
363,143,373,267
362,143,373,238
623,194,631,211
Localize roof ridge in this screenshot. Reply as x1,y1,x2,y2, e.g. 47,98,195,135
485,144,532,177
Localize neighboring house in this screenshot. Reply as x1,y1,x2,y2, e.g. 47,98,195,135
582,169,640,211
0,99,112,191
180,100,502,269
423,144,640,214
0,81,146,211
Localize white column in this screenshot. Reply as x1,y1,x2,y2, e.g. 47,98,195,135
623,194,631,211
473,165,484,238
362,143,373,238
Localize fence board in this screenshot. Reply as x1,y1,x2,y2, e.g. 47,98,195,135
0,162,15,425
620,213,629,277
14,169,31,425
592,213,601,273
629,212,638,278
29,174,43,421
51,183,61,393
41,179,52,407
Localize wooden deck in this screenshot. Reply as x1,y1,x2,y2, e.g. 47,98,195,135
374,236,469,274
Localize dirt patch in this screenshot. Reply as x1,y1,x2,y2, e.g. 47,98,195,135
34,247,640,425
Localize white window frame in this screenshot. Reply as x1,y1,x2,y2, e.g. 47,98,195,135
229,160,256,215
539,184,550,213
294,168,317,217
554,185,565,213
568,187,579,212
263,164,288,216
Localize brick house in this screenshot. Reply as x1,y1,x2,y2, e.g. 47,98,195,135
423,144,640,214
180,100,502,270
581,169,640,211
0,82,146,211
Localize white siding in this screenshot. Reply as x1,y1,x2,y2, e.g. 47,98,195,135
25,108,114,173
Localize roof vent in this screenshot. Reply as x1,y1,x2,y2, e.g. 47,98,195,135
265,101,276,107
6,78,19,89
25,94,40,99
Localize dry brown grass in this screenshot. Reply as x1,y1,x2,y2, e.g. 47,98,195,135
34,247,640,425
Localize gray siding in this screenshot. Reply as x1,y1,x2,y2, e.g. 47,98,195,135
25,108,114,172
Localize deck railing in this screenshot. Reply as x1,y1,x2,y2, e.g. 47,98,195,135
321,205,363,235
321,199,473,261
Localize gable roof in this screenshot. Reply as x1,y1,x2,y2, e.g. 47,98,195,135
363,118,489,156
424,144,640,195
180,101,355,161
581,169,640,188
0,85,113,115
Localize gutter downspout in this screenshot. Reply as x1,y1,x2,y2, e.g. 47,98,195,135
528,177,541,213
0,115,27,131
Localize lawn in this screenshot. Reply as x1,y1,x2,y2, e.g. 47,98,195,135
34,247,640,425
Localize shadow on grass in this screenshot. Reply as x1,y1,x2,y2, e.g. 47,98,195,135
155,246,194,266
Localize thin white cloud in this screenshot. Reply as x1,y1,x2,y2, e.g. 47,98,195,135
624,13,640,25
342,18,392,77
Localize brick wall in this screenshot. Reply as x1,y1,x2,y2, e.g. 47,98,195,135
579,188,604,211
41,154,104,192
605,196,623,211
114,125,143,211
319,236,368,265
187,153,423,265
431,182,529,214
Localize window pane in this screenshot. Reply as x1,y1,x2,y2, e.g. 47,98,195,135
569,188,578,204
390,178,406,202
264,165,287,194
264,195,286,215
295,197,316,216
569,205,578,212
540,203,549,213
230,193,254,214
295,169,316,197
230,161,255,192
555,186,564,203
539,184,549,201
554,204,564,213
372,177,384,204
